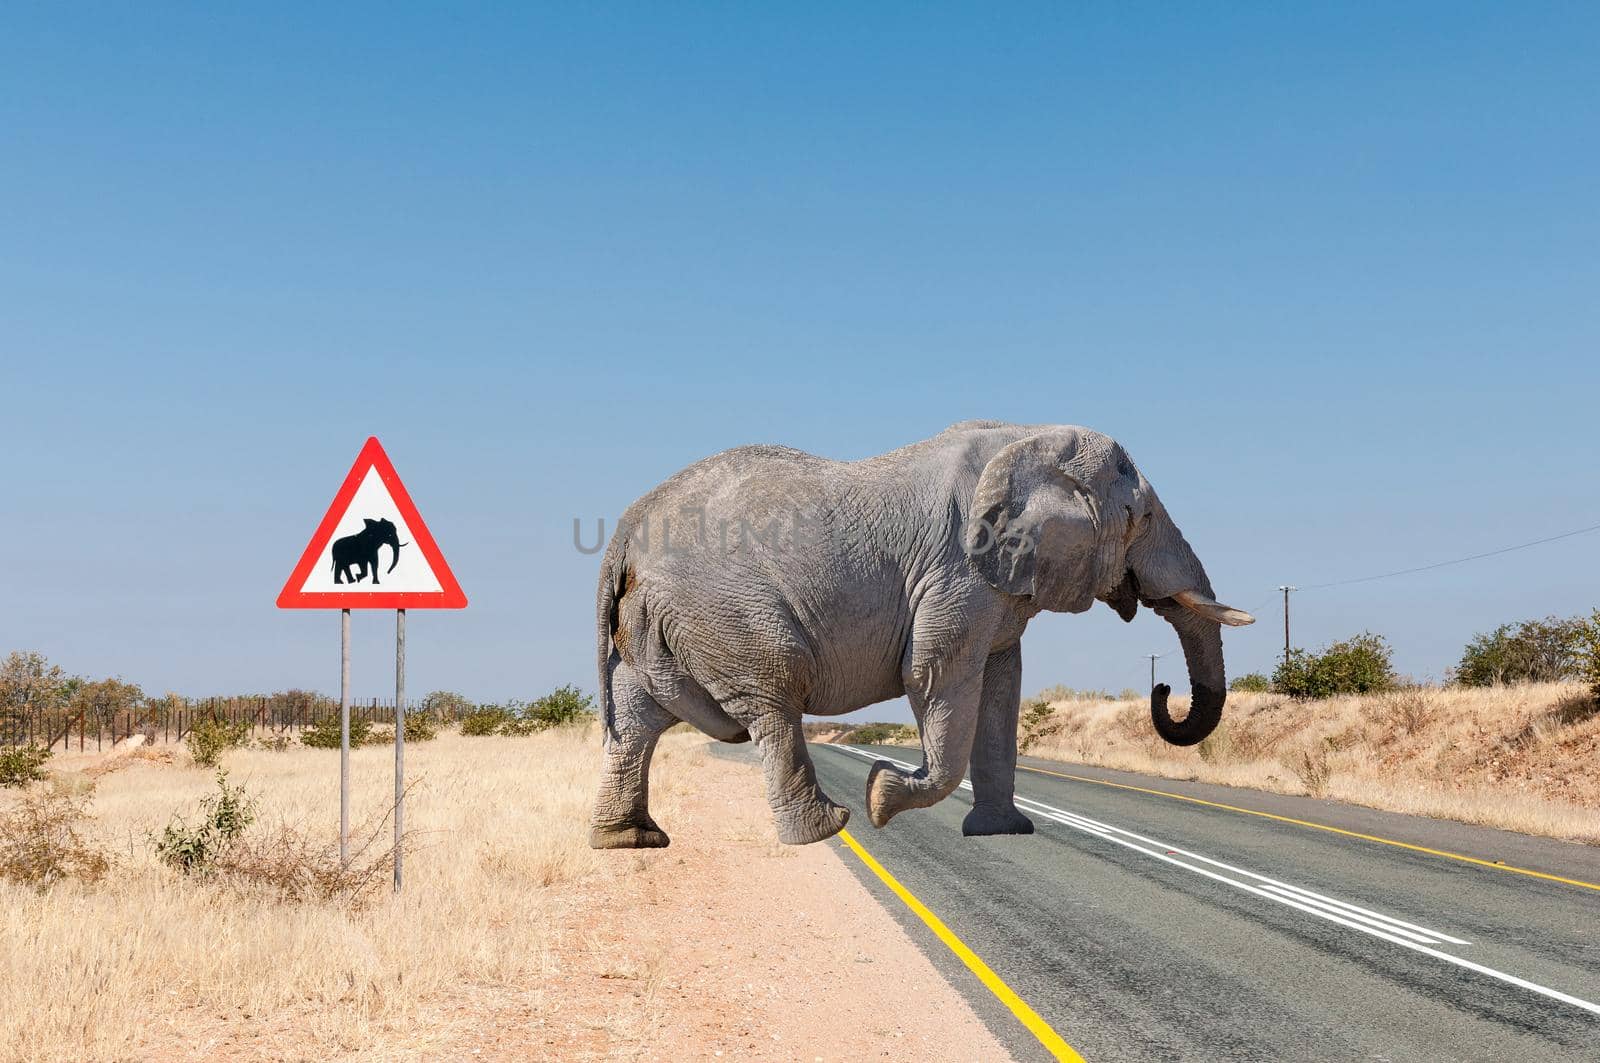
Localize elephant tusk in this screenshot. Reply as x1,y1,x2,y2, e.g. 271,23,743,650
1173,589,1255,627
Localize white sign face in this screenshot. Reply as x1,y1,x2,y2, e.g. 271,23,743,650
293,467,445,595
277,436,466,609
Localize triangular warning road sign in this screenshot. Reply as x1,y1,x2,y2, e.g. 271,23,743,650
276,437,467,609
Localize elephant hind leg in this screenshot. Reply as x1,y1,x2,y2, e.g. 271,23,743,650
590,658,674,850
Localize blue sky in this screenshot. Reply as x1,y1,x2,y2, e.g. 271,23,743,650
3,4,1597,721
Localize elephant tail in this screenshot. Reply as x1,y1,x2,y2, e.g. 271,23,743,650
596,532,626,748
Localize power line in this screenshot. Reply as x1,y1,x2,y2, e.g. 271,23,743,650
1131,518,1600,680
1302,521,1600,590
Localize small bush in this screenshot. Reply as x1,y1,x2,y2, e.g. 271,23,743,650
1018,697,1062,752
460,688,595,737
1230,673,1271,693
1382,690,1436,735
847,722,919,745
1454,617,1583,687
498,714,542,737
1286,747,1332,797
1197,724,1232,764
213,818,403,904
0,781,112,889
1272,633,1395,699
421,690,472,721
186,716,251,767
300,714,372,748
461,707,510,736
1574,610,1600,707
155,768,256,874
400,712,437,742
0,744,52,788
526,684,596,728
256,732,294,753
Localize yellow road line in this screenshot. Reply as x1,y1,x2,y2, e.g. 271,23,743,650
1016,762,1600,894
837,829,1084,1062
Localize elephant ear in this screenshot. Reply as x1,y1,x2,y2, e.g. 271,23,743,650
964,430,1100,605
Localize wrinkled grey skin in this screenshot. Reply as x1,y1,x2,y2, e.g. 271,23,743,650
590,422,1247,848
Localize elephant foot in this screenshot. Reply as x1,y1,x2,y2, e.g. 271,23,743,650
962,803,1035,837
775,797,850,845
866,760,915,828
589,817,670,850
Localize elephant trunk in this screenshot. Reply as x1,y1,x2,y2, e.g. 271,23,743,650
387,539,408,573
1149,599,1227,747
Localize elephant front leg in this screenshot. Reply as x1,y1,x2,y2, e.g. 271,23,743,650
737,703,849,845
866,665,983,828
962,643,1034,837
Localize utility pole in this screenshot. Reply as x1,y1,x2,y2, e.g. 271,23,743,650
1278,586,1296,668
1147,653,1161,690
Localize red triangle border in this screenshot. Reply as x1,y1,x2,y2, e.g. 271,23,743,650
276,437,468,609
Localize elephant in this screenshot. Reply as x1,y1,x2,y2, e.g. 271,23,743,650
589,421,1253,849
331,517,407,585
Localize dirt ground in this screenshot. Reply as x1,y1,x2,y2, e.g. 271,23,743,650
443,771,1011,1061
4,731,1009,1063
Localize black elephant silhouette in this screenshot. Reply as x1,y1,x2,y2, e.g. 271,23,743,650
331,517,409,585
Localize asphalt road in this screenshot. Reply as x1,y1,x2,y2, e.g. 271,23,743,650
719,742,1600,1061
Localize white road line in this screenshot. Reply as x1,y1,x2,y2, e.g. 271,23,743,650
826,744,1600,1018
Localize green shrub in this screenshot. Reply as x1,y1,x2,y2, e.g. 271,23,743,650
1018,697,1062,752
256,732,294,753
847,722,919,745
1272,633,1395,699
526,685,595,728
0,744,52,788
1574,610,1600,707
186,716,251,767
299,714,372,748
1230,673,1271,693
399,711,437,742
461,688,595,737
498,713,542,737
1454,617,1583,687
420,690,472,721
155,769,256,875
460,707,510,736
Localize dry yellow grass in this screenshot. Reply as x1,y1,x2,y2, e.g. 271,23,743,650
0,726,707,1062
1021,682,1600,843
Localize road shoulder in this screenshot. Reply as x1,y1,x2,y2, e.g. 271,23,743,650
474,741,1013,1061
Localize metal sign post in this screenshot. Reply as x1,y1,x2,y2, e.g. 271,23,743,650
277,437,467,895
340,608,351,867
394,608,405,892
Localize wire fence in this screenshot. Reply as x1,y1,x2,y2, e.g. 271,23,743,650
0,696,477,752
